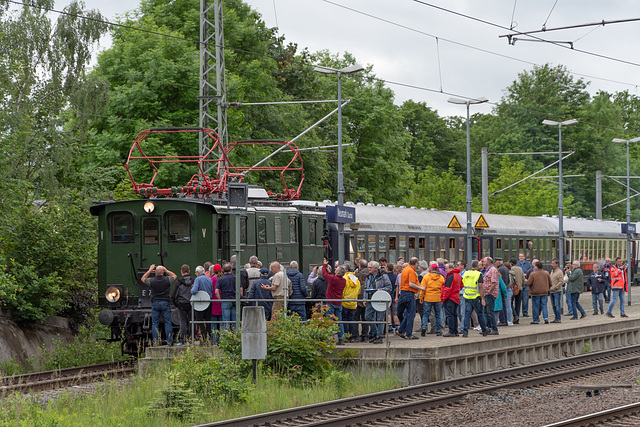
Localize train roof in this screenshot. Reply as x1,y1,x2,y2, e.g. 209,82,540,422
294,201,636,239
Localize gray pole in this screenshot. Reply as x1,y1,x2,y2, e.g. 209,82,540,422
595,170,602,220
481,147,489,214
465,102,472,264
235,214,241,329
337,71,345,265
558,125,564,267
626,141,632,305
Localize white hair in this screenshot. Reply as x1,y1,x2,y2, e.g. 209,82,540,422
289,260,299,269
196,266,205,275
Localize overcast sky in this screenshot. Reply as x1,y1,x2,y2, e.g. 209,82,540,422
59,0,640,118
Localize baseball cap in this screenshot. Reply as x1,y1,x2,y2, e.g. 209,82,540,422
430,262,438,269
260,267,269,275
213,263,222,272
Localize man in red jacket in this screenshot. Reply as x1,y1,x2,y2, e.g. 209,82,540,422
322,258,347,345
441,263,462,337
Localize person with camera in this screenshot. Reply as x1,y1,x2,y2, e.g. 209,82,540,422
141,264,177,346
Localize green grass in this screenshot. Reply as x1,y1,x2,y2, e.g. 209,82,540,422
0,363,401,427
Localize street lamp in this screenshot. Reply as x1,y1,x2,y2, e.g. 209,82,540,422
448,96,489,263
612,136,640,305
542,119,578,267
314,64,365,265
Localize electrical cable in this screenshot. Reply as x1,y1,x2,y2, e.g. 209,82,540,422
411,0,640,68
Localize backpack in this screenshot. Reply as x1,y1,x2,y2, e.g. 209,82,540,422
174,276,193,309
513,282,520,296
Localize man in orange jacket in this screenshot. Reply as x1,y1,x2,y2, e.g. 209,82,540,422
605,256,629,318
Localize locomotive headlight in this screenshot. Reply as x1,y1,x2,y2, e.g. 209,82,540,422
105,286,121,303
143,201,155,213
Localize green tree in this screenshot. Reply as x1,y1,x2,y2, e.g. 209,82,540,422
0,1,106,324
408,164,465,210
482,157,574,216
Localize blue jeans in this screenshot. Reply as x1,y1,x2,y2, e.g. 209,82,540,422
483,294,498,332
443,299,458,335
343,307,357,339
531,295,548,323
604,282,612,302
607,288,626,316
458,297,466,323
289,304,306,321
570,293,585,318
421,301,442,332
327,303,344,339
221,301,236,331
462,297,487,335
521,285,530,316
565,288,574,316
505,288,514,323
550,291,562,322
151,300,173,345
365,303,385,339
398,291,417,337
592,293,604,314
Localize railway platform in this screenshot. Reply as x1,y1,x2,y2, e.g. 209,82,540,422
139,300,640,386
344,300,640,385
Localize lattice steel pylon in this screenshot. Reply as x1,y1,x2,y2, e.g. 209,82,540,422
199,0,227,167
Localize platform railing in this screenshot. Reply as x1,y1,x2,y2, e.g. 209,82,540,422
188,297,392,348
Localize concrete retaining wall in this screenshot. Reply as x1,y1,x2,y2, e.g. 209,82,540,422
0,309,75,364
346,320,640,385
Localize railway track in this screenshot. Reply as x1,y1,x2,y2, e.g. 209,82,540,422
0,361,136,394
543,401,640,426
198,345,640,427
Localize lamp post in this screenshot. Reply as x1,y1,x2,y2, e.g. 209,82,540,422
448,97,488,263
314,64,365,264
542,119,578,267
612,136,640,305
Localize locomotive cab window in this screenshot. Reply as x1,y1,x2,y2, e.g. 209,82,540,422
167,211,190,242
111,212,134,243
241,216,248,245
143,218,159,245
258,217,267,244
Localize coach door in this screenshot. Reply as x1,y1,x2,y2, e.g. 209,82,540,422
141,216,164,268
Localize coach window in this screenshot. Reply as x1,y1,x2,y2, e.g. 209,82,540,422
389,236,397,263
378,235,387,262
482,238,490,259
167,211,191,242
439,236,446,258
240,217,248,245
309,220,317,246
429,236,436,260
448,238,456,262
357,235,366,259
496,238,502,260
368,235,377,260
519,239,524,250
143,218,159,245
258,217,267,244
458,237,464,261
111,212,134,243
399,235,406,261
419,237,426,261
289,217,297,243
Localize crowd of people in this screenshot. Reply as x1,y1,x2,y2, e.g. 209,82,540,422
142,252,630,346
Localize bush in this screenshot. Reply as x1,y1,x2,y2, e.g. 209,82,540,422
0,259,64,323
147,372,204,422
172,347,252,405
218,308,339,384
